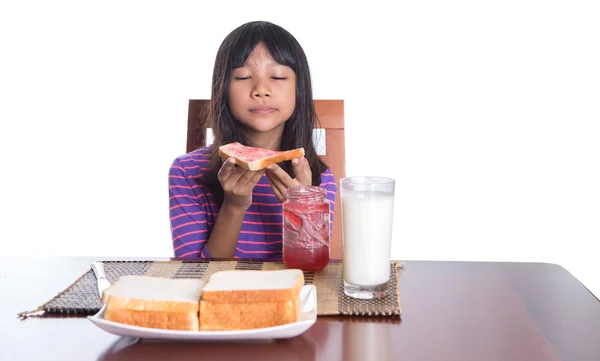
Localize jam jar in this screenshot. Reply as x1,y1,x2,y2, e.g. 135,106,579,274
282,185,331,271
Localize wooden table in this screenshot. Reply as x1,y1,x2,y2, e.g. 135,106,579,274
1,257,599,361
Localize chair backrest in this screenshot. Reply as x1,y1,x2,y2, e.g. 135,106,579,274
187,99,346,259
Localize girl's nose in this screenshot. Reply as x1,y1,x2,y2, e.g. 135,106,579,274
252,80,271,98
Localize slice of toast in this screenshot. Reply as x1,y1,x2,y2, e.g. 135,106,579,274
101,275,205,331
219,142,305,171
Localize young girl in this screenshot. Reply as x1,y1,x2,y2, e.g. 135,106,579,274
168,21,337,259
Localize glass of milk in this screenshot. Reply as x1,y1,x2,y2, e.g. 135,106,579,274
340,176,395,299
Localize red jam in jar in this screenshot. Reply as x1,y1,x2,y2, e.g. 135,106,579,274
282,186,331,271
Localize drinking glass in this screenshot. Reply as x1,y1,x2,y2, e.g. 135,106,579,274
340,176,395,299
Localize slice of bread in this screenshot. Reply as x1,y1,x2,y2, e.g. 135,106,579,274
219,142,305,171
102,275,204,331
199,269,305,331
201,269,305,303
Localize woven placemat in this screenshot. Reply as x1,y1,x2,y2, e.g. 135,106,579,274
18,260,402,318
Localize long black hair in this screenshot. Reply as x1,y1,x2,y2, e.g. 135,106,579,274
198,21,329,205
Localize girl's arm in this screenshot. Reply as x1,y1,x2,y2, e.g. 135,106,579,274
202,201,246,257
203,158,265,258
169,159,210,258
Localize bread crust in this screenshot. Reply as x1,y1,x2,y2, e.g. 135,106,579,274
201,273,305,303
199,298,301,331
219,143,305,171
105,306,199,331
105,295,199,314
200,298,300,315
200,313,297,331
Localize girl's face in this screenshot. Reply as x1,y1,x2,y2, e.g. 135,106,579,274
228,42,296,145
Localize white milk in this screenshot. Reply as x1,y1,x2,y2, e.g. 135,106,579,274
342,190,394,286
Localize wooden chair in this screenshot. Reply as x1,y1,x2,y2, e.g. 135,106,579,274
186,99,346,259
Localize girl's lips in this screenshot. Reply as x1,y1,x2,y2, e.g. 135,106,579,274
250,107,276,115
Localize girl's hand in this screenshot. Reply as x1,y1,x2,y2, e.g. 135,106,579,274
265,157,312,203
218,158,265,211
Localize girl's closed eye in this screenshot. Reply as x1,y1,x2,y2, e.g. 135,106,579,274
271,76,287,80
233,75,251,80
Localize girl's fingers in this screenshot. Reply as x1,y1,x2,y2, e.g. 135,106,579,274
245,169,266,188
266,172,285,202
217,158,237,182
237,167,258,185
266,169,288,192
266,163,297,188
291,157,311,186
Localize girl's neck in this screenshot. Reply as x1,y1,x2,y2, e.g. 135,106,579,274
243,128,284,151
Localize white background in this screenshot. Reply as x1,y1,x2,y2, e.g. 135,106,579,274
1,1,598,296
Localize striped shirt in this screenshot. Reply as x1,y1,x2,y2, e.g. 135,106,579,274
168,146,337,260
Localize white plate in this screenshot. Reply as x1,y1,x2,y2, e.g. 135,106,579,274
88,285,317,341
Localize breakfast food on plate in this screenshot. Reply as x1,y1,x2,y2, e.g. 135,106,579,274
200,269,305,331
218,142,305,171
101,275,205,331
100,269,306,332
